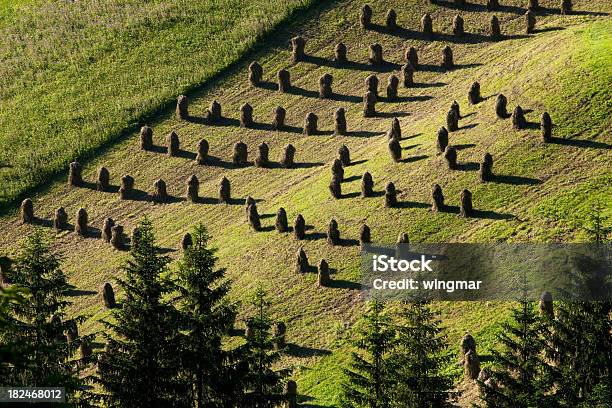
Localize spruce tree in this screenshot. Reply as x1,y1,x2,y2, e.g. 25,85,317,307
546,203,611,406
237,287,289,407
97,218,189,408
480,296,556,407
389,300,453,407
175,223,238,408
341,300,395,408
0,228,87,400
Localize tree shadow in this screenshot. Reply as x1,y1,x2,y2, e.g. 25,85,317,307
286,343,332,358
493,174,541,185
550,137,611,150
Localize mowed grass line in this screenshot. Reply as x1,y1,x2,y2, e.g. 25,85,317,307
0,0,318,208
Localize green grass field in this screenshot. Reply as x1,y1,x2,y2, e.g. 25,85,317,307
1,0,611,406
0,0,315,207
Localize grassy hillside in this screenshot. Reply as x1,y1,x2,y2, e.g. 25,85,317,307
0,0,315,207
1,0,611,406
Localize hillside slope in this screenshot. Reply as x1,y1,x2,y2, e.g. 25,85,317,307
1,0,611,406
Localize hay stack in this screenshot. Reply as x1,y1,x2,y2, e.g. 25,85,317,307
480,153,494,182
276,207,289,233
186,175,199,202
244,196,256,220
389,117,401,140
273,106,286,130
401,63,414,88
495,94,508,118
96,167,110,192
460,189,473,217
21,198,33,224
247,204,261,231
464,350,481,380
255,142,269,168
453,15,465,37
273,322,286,349
490,15,501,39
541,112,553,142
386,75,399,101
561,0,572,14
131,227,141,249
460,333,477,359
248,61,263,86
335,108,347,135
295,247,309,273
318,259,331,287
140,125,153,150
176,95,188,120
233,141,248,166
329,176,342,199
291,36,306,63
446,108,459,132
361,172,374,197
405,47,419,70
388,138,402,162
369,43,384,65
278,69,291,92
119,175,134,200
468,82,481,105
285,381,298,408
386,9,397,30
512,106,527,129
525,10,536,34
166,131,180,157
281,144,296,168
444,146,458,170
487,0,499,10
68,161,83,187
304,112,318,136
528,0,539,11
75,208,88,236
360,4,372,28
331,159,344,181
421,13,433,36
181,233,193,250
102,282,116,309
110,224,123,249
335,42,348,64
360,224,371,246
441,46,454,70
102,218,114,242
53,207,68,230
437,127,449,153
294,214,306,240
218,177,231,203
240,103,254,128
363,91,377,117
365,74,379,96
539,291,554,319
153,179,168,202
338,145,350,166
196,139,209,164
385,182,397,207
208,100,222,123
327,219,341,245
451,100,461,119
432,184,444,212
319,73,333,98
